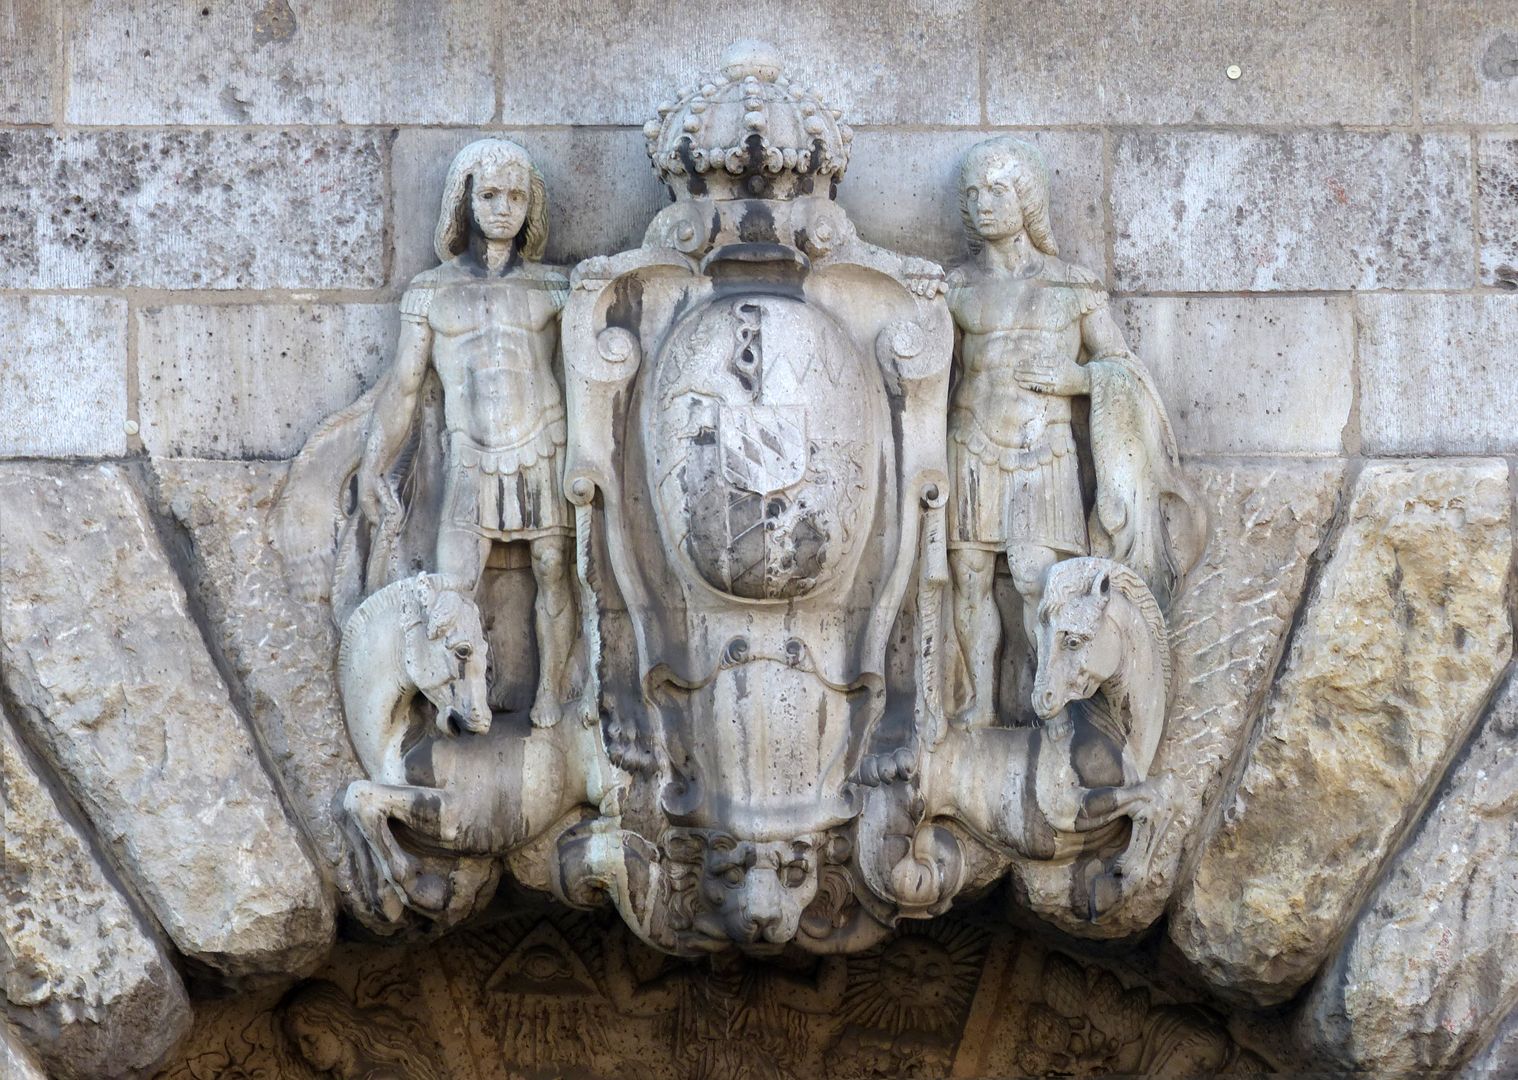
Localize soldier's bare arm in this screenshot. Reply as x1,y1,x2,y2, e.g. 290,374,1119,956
357,316,434,523
1081,301,1132,363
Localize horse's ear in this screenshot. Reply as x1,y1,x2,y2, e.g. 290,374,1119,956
426,585,463,639
1091,569,1111,598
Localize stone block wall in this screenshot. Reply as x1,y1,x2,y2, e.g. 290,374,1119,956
4,2,1518,1077
1,0,1511,465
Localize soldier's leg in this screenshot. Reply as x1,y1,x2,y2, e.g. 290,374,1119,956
1008,543,1061,663
950,548,1000,728
435,524,491,596
528,534,576,728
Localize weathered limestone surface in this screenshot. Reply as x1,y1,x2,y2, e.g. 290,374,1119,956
496,0,980,125
65,0,494,125
1478,137,1518,290
1,1019,48,1080
984,0,1411,125
1116,298,1353,455
1358,294,1518,455
0,1,53,124
840,130,1104,274
1171,460,1513,1005
0,296,128,458
2,707,191,1079
137,304,394,458
146,459,370,913
1420,0,1518,124
0,130,384,290
1464,1002,1518,1079
1127,460,1344,936
1027,460,1344,939
1298,673,1518,1076
1113,132,1473,292
392,129,671,286
0,462,334,979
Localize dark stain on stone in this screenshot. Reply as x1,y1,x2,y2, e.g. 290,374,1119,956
253,0,298,47
1483,33,1518,81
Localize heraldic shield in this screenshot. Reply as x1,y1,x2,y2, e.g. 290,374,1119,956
558,183,953,953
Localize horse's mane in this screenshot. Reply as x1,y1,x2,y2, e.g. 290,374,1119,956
337,575,428,679
1043,558,1172,688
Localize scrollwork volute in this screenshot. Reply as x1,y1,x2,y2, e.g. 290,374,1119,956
287,40,1204,953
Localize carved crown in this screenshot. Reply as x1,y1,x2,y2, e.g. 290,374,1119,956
642,39,853,201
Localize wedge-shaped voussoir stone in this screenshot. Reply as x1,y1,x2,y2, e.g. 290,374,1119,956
1170,459,1512,1005
146,459,368,910
1298,673,1518,1075
0,462,334,979
2,707,191,1079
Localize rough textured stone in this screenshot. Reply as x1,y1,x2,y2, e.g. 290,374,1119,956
1419,0,1518,124
137,304,394,459
1358,294,1518,455
1464,1002,1518,1079
0,1019,47,1080
0,1,53,124
1067,459,1347,939
0,130,384,290
1479,136,1518,290
392,128,671,287
65,0,493,124
0,296,127,458
1171,460,1513,1005
496,0,979,125
0,462,335,979
1299,673,1518,1076
1113,132,1474,292
145,459,369,914
985,0,1411,125
1116,298,1353,455
2,706,191,1079
839,129,1104,275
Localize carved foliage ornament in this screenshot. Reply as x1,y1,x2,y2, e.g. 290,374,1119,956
280,39,1205,955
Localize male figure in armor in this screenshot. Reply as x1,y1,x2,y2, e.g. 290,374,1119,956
948,136,1145,728
357,138,575,728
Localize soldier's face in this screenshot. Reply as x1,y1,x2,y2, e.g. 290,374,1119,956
470,162,531,243
964,160,1023,242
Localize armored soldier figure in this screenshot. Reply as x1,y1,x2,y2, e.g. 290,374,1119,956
948,136,1201,728
357,138,575,728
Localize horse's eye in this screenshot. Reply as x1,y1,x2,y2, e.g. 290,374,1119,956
453,643,473,660
1063,634,1085,650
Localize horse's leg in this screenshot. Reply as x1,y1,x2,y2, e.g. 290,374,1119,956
344,781,464,912
343,781,424,903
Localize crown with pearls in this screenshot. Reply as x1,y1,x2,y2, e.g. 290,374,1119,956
642,40,853,201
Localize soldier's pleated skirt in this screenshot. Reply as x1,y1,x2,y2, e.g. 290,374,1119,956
442,421,573,542
948,415,1087,555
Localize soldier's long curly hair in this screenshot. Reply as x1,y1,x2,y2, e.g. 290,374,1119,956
433,137,549,263
959,136,1058,257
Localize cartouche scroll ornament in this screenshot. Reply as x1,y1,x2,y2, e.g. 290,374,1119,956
278,40,1206,954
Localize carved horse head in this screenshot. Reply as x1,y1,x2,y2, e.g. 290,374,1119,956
1033,559,1127,720
404,579,492,737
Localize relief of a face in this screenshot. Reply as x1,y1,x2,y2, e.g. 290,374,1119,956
288,1014,345,1073
470,161,531,243
963,159,1023,242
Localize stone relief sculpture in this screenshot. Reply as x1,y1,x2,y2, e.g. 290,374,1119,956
275,41,1204,952
354,137,578,730
279,981,444,1080
947,134,1204,728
